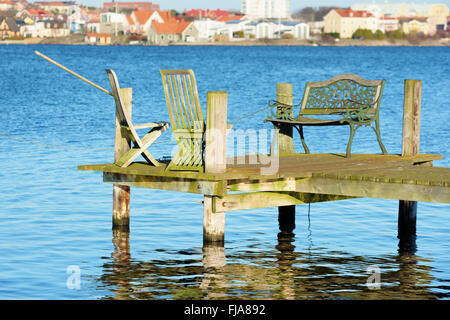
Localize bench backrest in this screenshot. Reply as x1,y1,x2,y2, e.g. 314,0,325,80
300,73,385,116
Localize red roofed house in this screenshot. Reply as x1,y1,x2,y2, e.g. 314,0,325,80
0,1,15,11
124,14,136,33
216,15,245,22
129,10,164,34
158,10,177,23
148,20,199,44
324,8,378,38
16,8,54,21
86,16,100,34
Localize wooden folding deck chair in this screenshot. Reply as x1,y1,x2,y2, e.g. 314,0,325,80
106,69,170,167
160,69,205,172
160,69,233,172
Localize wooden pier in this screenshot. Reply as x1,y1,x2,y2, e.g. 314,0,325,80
78,79,450,249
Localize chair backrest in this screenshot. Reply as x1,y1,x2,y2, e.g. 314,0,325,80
106,69,133,127
300,73,385,116
160,69,204,132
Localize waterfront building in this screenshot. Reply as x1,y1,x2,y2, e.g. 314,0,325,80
193,19,226,41
147,20,199,44
85,32,111,44
351,2,449,35
377,17,400,32
33,19,70,37
216,15,246,22
103,1,160,12
85,16,100,34
400,17,429,35
427,4,449,34
351,2,446,18
99,12,127,34
129,10,164,34
0,17,20,38
0,1,15,11
324,8,377,38
241,0,290,19
252,20,309,39
34,2,77,15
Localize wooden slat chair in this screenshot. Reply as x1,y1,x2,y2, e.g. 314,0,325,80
106,69,170,167
266,73,388,158
160,69,206,172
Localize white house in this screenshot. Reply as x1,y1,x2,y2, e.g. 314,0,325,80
223,19,251,39
252,21,309,39
99,12,127,34
33,19,70,38
20,23,36,38
255,21,274,38
278,21,309,39
193,19,226,41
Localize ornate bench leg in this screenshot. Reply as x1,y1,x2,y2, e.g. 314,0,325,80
295,125,310,154
374,120,387,155
346,124,356,158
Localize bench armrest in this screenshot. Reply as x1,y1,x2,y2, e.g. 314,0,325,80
267,99,300,121
341,99,374,123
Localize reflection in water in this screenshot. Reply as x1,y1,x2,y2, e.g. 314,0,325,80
97,216,444,300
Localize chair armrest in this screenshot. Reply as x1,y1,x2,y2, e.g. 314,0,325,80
133,122,170,129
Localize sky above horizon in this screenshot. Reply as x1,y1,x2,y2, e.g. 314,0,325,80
57,1,450,12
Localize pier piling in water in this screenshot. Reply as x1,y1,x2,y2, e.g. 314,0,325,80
276,84,296,235
113,88,132,227
275,83,294,155
398,79,422,252
203,91,228,244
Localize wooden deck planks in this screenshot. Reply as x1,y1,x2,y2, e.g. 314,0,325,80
315,166,450,187
78,153,449,202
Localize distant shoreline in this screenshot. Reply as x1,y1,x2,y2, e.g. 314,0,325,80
1,37,449,47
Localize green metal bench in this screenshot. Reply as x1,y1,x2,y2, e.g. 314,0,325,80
265,73,388,158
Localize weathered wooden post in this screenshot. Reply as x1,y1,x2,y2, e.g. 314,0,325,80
276,83,294,155
398,79,421,252
113,88,132,228
276,83,296,235
203,91,228,244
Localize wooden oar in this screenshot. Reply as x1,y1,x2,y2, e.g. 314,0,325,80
35,50,113,96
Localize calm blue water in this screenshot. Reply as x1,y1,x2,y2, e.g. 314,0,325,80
0,44,449,300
